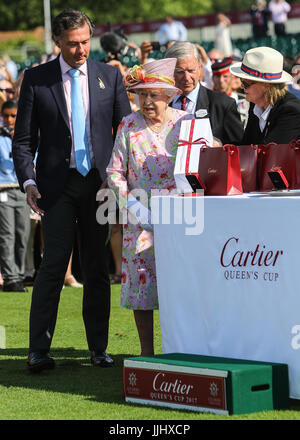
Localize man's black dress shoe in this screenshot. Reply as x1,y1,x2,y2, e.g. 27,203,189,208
90,351,114,367
3,282,28,292
27,352,55,373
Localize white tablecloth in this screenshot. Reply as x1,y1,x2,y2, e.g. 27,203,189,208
152,194,300,399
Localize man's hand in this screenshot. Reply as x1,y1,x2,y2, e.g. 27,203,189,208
140,41,153,64
25,184,44,216
211,137,223,148
195,44,209,65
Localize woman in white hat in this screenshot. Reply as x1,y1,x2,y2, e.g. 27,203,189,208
106,58,192,356
230,46,300,144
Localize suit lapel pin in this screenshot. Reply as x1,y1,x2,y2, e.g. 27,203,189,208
97,76,105,89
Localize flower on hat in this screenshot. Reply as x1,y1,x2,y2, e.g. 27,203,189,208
124,65,146,88
123,58,181,95
124,61,177,90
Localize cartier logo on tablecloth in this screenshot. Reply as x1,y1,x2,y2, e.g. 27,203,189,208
220,237,284,282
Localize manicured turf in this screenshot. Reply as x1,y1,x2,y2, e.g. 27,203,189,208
0,285,300,420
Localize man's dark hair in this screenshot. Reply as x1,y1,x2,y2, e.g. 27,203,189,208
52,9,94,41
1,99,17,113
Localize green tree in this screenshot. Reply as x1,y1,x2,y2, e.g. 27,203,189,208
0,0,212,30
0,0,43,30
51,0,214,26
0,0,298,31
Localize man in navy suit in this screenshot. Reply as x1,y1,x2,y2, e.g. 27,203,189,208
12,9,131,372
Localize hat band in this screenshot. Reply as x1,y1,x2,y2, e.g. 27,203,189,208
143,74,175,86
241,63,282,80
213,68,230,76
124,65,175,89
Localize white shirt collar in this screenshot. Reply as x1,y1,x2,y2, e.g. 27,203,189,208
174,82,200,105
186,82,200,104
59,54,87,76
253,104,271,120
253,104,271,132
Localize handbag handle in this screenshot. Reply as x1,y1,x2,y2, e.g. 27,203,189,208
222,144,237,155
223,144,259,153
257,142,277,154
200,145,209,152
289,139,300,151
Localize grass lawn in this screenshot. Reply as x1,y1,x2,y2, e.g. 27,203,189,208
0,284,300,421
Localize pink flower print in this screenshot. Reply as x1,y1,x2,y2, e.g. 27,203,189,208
132,132,141,141
118,120,125,130
141,162,152,181
123,235,133,250
139,271,146,285
137,268,151,299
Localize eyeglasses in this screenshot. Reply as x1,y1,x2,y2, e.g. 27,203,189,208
240,79,256,89
0,88,15,94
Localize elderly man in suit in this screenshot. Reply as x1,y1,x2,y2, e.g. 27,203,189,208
165,41,244,146
12,9,131,372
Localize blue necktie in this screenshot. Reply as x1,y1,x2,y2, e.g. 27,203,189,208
69,68,91,176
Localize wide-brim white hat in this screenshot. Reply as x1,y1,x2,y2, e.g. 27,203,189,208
230,47,292,83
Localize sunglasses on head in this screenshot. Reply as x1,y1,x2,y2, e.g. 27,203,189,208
240,79,256,89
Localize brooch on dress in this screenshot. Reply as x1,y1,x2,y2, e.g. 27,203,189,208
97,76,105,89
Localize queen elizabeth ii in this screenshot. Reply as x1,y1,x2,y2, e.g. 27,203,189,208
106,58,193,356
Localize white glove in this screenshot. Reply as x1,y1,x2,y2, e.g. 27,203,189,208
126,197,153,232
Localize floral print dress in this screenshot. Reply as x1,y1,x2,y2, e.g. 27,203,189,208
106,108,192,310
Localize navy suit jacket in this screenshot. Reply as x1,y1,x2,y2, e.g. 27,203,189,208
12,56,131,210
242,91,300,145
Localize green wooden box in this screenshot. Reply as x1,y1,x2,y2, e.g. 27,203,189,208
123,353,289,415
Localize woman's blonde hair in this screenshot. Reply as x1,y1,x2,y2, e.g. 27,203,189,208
266,83,288,107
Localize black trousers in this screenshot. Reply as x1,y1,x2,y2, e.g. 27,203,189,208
274,23,286,36
29,169,111,353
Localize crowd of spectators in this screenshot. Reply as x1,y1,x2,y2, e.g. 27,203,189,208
250,0,291,37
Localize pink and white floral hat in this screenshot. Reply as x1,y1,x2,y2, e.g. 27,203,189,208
124,57,182,95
